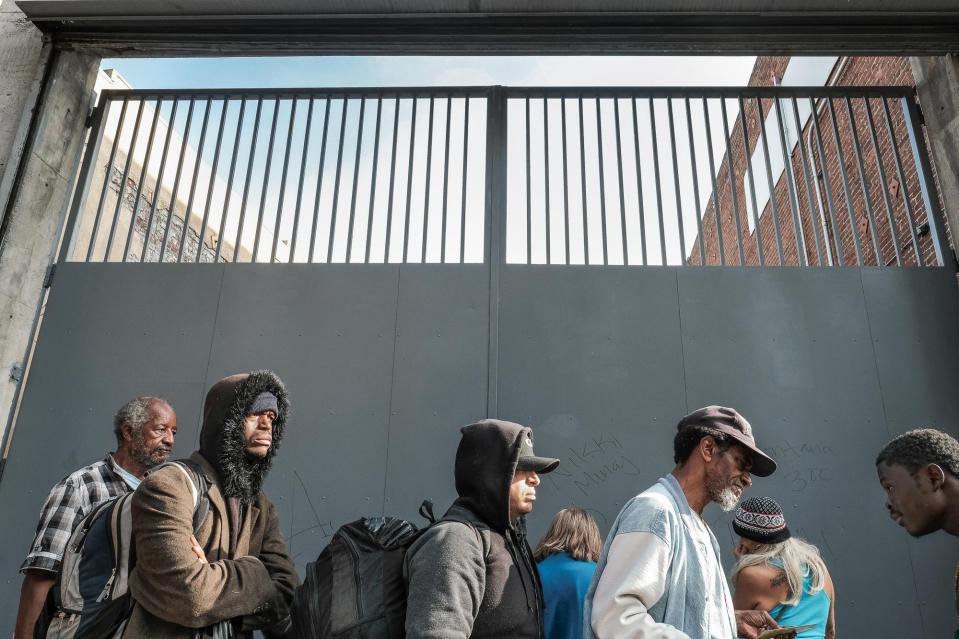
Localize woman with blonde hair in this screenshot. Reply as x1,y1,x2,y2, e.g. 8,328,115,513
731,497,836,639
534,508,602,639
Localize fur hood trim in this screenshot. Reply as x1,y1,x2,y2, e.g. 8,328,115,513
199,370,289,504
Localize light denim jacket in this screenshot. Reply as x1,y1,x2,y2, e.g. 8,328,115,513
584,474,737,639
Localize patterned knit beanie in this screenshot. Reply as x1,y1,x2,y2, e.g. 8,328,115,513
733,496,791,544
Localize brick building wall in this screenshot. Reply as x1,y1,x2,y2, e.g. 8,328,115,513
688,56,944,267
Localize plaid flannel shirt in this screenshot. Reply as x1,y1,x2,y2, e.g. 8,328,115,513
21,454,133,574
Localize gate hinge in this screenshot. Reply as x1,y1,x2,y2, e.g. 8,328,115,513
9,364,24,383
84,106,96,129
43,263,56,288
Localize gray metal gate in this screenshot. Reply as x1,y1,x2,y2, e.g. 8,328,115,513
1,85,957,637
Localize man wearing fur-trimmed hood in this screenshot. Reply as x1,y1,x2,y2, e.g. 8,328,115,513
124,370,299,638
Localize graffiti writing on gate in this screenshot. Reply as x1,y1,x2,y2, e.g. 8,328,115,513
546,433,641,497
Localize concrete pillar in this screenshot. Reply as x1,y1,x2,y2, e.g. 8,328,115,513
0,0,46,213
0,49,100,461
912,55,959,254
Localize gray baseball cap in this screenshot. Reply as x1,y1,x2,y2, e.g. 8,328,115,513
678,405,777,477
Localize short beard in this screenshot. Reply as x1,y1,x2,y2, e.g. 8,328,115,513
705,471,740,512
130,430,171,469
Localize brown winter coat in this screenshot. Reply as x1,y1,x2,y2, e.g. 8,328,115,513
123,370,298,638
123,452,296,637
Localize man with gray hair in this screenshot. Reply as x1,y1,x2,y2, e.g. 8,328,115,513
13,396,177,639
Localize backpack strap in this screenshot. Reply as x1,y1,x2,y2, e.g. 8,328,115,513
438,513,491,562
166,461,211,534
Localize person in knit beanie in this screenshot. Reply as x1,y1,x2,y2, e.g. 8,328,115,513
123,370,299,639
731,497,836,639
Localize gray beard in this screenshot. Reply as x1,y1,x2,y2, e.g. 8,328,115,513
711,486,740,512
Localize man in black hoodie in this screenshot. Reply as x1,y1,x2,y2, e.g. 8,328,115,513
405,419,560,639
124,370,299,638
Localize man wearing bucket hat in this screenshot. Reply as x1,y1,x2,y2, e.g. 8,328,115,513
586,406,790,639
405,419,560,639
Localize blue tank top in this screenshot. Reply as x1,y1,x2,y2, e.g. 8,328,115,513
537,552,597,639
767,560,831,639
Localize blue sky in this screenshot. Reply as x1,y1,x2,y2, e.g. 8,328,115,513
102,56,756,90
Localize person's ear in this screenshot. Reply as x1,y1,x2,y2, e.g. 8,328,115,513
120,423,135,444
700,436,716,463
924,463,946,490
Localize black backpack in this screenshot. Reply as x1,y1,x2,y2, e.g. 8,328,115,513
36,460,210,639
290,501,443,639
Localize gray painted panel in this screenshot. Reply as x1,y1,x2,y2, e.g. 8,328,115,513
861,266,959,636
1,263,957,637
204,265,400,567
382,265,490,522
0,264,223,632
496,266,689,539
677,267,932,638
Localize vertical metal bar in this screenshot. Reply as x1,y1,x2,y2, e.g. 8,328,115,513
826,98,864,266
420,96,436,263
60,97,110,264
632,98,648,266
525,97,532,263
252,98,281,262
289,97,315,263
178,99,213,262
308,97,332,263
459,97,470,263
271,98,299,262
613,98,628,264
843,97,883,265
485,87,507,416
402,98,419,261
140,99,179,262
233,97,263,263
666,98,687,264
863,97,903,266
85,98,128,262
901,95,951,267
809,97,846,265
720,98,746,265
441,96,453,262
326,97,350,263
122,99,163,262
578,96,589,263
684,97,706,266
702,98,725,266
105,99,145,260
112,98,159,262
543,98,552,264
159,99,195,263
649,98,666,265
596,97,609,265
364,96,383,263
790,97,826,266
738,97,765,266
214,97,247,263
560,98,571,264
193,99,228,263
344,97,367,263
755,97,785,265
385,98,403,261
772,97,807,266
879,98,922,265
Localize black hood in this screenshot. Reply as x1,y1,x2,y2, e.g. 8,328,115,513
198,370,289,505
453,419,531,533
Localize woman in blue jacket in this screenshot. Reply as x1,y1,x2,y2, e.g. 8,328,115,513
534,508,602,639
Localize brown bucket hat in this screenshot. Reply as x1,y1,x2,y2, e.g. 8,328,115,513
678,405,777,477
